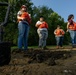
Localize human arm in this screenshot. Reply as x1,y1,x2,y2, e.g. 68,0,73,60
45,22,48,29
24,13,31,24
61,29,65,35
54,30,57,35
66,22,70,32
35,21,42,28
17,11,24,21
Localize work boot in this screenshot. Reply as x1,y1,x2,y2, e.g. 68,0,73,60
56,46,59,49
38,46,42,49
72,44,76,48
16,49,22,53
59,46,64,49
42,46,48,50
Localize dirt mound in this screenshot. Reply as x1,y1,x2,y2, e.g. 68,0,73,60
0,48,76,75
23,50,71,65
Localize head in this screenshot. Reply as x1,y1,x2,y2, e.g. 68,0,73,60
21,5,27,12
68,14,74,21
57,25,60,29
39,16,44,22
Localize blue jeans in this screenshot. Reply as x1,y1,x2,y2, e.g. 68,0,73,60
55,36,64,47
68,30,76,45
18,22,30,50
74,31,76,44
37,29,48,47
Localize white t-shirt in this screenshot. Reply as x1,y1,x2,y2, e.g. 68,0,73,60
36,21,42,25
17,11,22,15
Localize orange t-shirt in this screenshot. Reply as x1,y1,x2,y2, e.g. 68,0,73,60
55,29,65,36
68,24,75,30
68,20,76,30
38,22,48,28
18,11,31,24
74,23,76,30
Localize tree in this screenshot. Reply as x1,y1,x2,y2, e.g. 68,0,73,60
0,0,33,45
47,12,67,45
0,0,69,46
28,6,54,46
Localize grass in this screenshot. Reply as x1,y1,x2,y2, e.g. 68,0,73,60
11,45,71,50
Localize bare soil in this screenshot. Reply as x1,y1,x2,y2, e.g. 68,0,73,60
0,48,76,75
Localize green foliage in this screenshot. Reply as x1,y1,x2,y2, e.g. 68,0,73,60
0,0,70,46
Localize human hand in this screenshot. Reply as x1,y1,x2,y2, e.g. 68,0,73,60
66,30,69,32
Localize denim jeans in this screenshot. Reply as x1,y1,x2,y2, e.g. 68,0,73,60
74,31,76,44
55,36,64,47
68,30,76,45
18,21,30,50
37,29,48,47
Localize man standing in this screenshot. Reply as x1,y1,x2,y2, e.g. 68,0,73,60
35,16,48,49
17,5,31,51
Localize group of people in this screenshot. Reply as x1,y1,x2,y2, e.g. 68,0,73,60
17,5,76,51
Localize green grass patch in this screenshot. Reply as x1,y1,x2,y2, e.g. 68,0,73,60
11,45,71,50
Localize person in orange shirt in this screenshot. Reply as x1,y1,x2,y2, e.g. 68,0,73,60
67,14,76,48
17,5,31,51
35,16,48,49
54,25,65,49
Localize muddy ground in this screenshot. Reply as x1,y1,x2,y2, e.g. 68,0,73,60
0,48,76,75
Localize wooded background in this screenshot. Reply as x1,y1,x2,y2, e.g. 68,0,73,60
0,0,70,46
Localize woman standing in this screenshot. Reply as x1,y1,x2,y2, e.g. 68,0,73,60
67,14,76,48
54,25,65,49
35,16,48,49
17,5,31,51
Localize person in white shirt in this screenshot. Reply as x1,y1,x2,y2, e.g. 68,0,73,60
35,16,48,49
